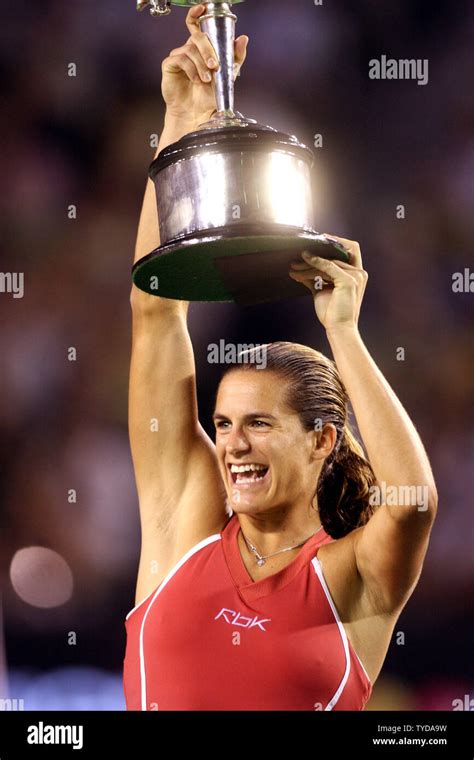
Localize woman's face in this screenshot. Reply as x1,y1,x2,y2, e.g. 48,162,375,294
213,370,329,516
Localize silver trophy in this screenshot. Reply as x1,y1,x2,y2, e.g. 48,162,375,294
133,0,349,305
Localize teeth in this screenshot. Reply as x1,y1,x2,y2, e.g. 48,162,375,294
230,463,268,486
235,471,267,484
230,464,267,473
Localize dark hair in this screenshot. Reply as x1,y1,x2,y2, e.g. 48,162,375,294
220,341,378,539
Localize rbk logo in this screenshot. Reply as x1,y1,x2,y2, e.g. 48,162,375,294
214,608,271,631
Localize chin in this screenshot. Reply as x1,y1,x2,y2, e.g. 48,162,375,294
226,496,270,517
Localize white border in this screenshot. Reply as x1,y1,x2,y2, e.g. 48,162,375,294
137,533,222,711
126,585,157,622
311,557,352,710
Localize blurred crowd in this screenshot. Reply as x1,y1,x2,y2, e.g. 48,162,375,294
0,0,472,709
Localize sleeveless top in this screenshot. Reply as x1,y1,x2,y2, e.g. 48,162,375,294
123,514,372,710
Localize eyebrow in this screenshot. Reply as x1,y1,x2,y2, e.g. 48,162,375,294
212,412,279,423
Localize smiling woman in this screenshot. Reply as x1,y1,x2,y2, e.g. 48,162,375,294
215,342,377,539
124,3,437,712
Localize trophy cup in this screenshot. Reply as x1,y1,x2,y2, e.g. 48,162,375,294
133,0,350,305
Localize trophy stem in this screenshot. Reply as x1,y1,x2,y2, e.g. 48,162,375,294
199,2,237,119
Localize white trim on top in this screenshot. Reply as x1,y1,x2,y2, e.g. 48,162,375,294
126,586,157,622
138,533,222,711
311,556,372,686
311,556,351,710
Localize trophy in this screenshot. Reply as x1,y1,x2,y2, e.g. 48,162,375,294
133,0,350,305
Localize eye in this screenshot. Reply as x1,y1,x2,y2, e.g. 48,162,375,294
250,420,269,428
215,420,231,430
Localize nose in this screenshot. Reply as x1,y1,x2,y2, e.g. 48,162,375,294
225,426,251,455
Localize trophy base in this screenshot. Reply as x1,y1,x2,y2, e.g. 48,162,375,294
132,224,350,306
132,225,350,305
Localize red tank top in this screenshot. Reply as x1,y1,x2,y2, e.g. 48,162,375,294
123,514,372,711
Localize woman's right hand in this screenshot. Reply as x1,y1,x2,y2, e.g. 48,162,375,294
162,3,249,123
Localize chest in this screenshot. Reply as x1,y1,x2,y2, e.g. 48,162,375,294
140,562,345,690
124,542,370,710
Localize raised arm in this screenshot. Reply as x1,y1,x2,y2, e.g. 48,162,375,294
129,6,249,605
289,240,438,615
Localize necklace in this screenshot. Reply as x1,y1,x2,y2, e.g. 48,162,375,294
241,526,323,567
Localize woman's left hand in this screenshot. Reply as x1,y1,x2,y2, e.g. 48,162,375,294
288,235,368,332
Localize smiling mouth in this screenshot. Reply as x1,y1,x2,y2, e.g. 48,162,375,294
228,463,269,486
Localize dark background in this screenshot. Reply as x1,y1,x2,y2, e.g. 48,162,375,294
0,0,472,709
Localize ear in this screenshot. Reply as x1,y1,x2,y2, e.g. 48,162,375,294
311,423,337,462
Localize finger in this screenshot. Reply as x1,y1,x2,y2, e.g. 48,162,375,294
291,255,365,275
301,253,358,285
186,6,220,70
289,268,332,282
309,259,368,283
234,35,249,66
163,52,202,84
322,234,363,269
288,272,334,294
288,271,322,292
186,4,207,35
188,29,220,70
290,261,311,269
288,267,334,286
331,260,367,274
181,41,214,82
312,258,368,294
233,35,248,80
291,258,366,282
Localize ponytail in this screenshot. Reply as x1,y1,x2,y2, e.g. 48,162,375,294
317,424,377,539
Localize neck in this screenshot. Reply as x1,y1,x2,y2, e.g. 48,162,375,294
236,506,322,556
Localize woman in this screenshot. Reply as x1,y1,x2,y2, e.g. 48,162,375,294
124,4,438,711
